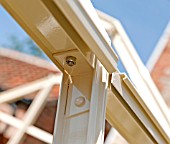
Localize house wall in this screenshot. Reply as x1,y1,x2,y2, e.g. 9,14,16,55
151,38,170,107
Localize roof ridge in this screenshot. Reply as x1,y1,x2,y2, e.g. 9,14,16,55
0,48,59,71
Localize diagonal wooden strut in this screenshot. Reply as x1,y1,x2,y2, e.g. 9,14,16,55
0,74,61,144
7,85,53,144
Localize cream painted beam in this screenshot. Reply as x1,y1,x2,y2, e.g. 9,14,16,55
98,11,170,142
0,1,116,143
106,73,170,144
53,59,108,144
1,0,170,143
42,0,118,74
1,0,118,74
0,1,113,143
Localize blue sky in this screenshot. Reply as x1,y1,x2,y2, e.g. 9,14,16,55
92,0,170,64
0,1,170,65
0,6,28,44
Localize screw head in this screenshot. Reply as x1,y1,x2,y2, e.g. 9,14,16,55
75,96,86,107
66,56,76,67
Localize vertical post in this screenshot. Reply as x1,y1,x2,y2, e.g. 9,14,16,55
53,61,108,144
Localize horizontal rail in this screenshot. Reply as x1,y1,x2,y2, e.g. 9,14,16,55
0,74,61,104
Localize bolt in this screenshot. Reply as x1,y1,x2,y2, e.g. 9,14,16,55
66,56,76,67
75,96,86,107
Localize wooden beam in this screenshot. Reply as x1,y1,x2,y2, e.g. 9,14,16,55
7,85,53,144
0,74,61,104
0,111,53,143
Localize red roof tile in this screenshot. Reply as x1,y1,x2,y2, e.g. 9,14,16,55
0,48,60,99
151,38,170,107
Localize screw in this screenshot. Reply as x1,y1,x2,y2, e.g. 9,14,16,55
75,96,86,107
66,56,76,67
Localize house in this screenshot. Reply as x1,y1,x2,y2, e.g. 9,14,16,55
147,22,170,108
0,48,60,144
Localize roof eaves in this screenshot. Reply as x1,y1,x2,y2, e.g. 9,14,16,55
146,21,170,72
0,48,59,71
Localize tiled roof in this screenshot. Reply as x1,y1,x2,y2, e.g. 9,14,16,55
0,48,60,99
0,48,58,71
